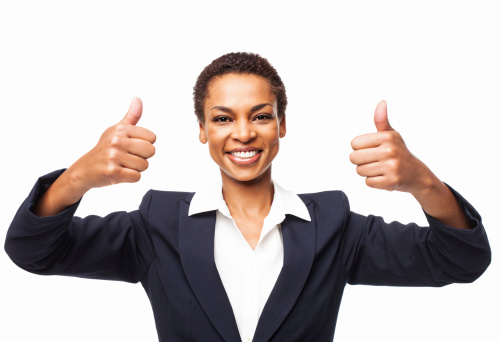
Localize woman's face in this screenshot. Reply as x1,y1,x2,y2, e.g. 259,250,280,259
199,73,286,184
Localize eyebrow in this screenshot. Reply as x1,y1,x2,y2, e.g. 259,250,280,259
210,103,273,114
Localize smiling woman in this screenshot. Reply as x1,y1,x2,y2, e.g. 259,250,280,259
4,52,491,342
200,74,286,184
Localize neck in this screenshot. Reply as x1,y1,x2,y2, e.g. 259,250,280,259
220,168,274,217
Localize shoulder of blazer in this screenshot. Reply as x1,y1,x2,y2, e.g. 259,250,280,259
298,190,350,213
142,189,351,219
147,190,195,206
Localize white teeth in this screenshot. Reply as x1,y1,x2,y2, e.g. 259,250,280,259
230,150,258,158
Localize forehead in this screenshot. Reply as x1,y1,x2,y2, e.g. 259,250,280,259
205,73,276,111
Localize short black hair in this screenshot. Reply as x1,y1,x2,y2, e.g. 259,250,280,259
193,52,287,123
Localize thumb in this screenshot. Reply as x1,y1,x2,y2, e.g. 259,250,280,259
121,97,143,125
374,100,393,132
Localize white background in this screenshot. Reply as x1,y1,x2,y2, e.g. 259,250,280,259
1,1,499,341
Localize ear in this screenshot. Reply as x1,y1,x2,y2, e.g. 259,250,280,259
199,121,208,144
279,115,286,138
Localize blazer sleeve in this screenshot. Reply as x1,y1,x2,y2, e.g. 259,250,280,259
4,169,156,283
341,185,491,287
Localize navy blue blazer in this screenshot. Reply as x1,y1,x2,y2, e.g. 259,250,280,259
5,170,491,341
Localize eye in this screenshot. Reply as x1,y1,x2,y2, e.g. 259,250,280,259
254,114,272,121
213,116,231,123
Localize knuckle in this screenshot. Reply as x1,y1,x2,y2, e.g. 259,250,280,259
103,164,119,178
107,149,119,162
388,131,403,145
387,158,399,170
115,123,125,131
381,131,394,142
383,146,395,158
110,135,122,147
115,124,128,134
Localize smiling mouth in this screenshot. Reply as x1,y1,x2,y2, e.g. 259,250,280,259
226,150,263,164
228,150,260,158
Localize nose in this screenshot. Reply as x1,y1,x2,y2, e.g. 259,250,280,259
231,119,256,143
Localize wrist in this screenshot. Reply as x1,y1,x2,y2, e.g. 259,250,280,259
59,165,91,199
409,167,442,201
32,168,87,217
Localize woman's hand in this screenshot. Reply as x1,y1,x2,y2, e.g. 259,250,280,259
349,100,471,229
69,97,156,191
33,97,156,217
349,100,432,195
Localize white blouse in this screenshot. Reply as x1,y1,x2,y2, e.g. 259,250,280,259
188,181,311,342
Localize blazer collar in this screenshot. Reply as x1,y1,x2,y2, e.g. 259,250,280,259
188,180,311,222
178,193,316,342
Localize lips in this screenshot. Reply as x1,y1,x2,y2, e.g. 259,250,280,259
225,148,263,165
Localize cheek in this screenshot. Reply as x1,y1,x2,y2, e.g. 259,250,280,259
263,128,281,147
206,128,226,154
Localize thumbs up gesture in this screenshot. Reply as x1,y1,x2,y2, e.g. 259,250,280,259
69,97,156,190
32,98,157,217
350,100,431,194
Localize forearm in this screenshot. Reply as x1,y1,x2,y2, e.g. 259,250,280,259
32,165,89,217
411,171,472,230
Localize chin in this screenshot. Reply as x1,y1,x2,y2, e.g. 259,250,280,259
221,166,272,184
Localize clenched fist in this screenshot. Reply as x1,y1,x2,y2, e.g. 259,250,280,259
350,100,432,194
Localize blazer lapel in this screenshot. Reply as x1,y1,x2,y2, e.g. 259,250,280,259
253,199,316,342
178,199,240,342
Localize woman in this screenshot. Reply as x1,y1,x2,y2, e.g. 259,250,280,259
5,52,491,341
